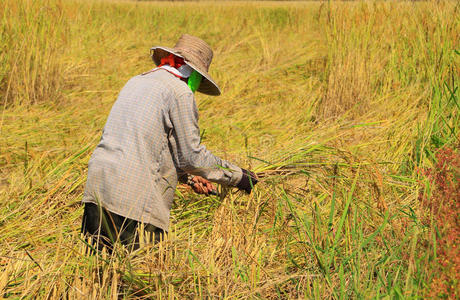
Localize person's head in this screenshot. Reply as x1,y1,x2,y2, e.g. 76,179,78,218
150,34,221,96
156,53,203,93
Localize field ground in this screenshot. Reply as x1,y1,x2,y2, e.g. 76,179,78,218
0,0,459,298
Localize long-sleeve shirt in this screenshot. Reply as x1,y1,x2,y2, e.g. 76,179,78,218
82,69,243,231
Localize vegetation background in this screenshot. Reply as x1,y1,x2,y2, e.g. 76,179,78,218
0,0,458,298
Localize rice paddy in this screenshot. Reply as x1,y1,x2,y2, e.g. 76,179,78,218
0,0,459,298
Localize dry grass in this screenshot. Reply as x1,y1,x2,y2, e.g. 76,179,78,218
1,0,459,298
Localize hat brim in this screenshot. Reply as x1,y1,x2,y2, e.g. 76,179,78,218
150,46,221,96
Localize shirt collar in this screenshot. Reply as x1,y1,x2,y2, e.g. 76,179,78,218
158,64,193,78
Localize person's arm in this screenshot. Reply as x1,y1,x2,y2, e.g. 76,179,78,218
168,90,243,187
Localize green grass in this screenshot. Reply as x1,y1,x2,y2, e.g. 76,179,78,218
0,0,459,298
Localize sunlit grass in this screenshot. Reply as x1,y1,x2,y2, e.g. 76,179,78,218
0,0,458,298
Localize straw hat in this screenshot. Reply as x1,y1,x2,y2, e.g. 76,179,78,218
151,34,221,96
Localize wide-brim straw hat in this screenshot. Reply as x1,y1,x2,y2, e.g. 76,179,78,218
150,34,221,96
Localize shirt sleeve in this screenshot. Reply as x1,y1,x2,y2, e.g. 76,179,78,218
167,90,243,187
176,168,189,184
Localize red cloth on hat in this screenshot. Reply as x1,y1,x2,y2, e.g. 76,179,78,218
158,54,186,79
159,54,185,69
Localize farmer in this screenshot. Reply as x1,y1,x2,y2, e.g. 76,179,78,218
81,34,258,252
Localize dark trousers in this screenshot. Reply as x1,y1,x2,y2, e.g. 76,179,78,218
81,202,164,253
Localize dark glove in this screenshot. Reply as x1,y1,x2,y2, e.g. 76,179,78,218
237,169,258,194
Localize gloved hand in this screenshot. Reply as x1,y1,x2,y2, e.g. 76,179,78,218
237,169,258,194
187,175,217,195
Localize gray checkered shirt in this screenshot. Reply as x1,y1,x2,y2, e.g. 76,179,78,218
82,69,243,231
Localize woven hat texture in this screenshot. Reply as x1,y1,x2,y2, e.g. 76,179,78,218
151,34,220,96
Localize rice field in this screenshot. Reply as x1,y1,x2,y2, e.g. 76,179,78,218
0,0,459,298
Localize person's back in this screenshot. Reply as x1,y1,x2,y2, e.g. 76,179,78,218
83,69,189,231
